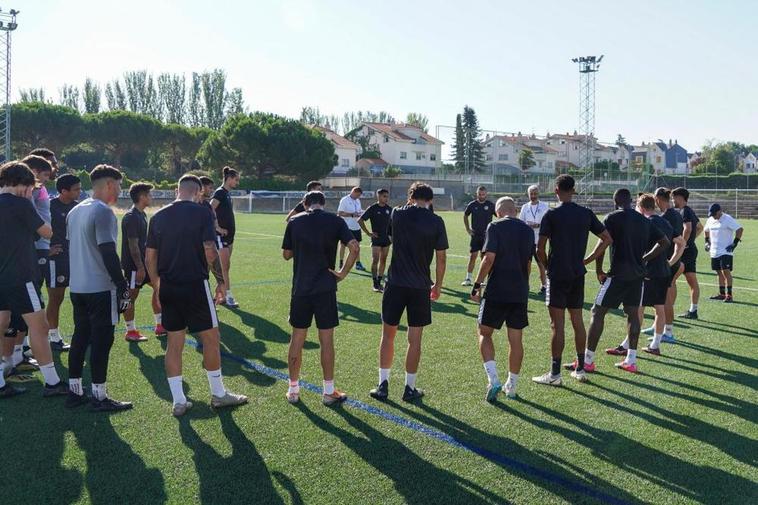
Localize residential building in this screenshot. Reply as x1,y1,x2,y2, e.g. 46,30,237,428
347,122,443,175
739,152,757,173
311,125,359,175
483,134,558,175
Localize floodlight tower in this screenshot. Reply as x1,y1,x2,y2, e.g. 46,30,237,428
0,7,18,162
571,55,602,200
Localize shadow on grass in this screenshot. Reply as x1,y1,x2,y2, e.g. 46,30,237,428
677,319,758,339
228,306,318,350
339,301,381,323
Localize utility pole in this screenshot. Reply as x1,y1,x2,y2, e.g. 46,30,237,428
0,7,19,161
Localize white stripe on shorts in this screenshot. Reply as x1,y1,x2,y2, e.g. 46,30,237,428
544,277,551,306
25,282,42,312
595,277,612,306
49,260,57,288
110,289,119,325
203,280,219,328
216,236,224,249
130,271,136,290
638,281,645,307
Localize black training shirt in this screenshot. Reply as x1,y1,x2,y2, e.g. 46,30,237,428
121,206,148,271
539,201,605,280
604,208,665,281
50,197,78,254
0,194,45,287
282,209,355,296
146,200,216,283
647,215,673,279
201,199,216,222
360,203,392,239
292,201,306,215
662,208,683,262
464,199,496,235
212,186,235,232
679,205,699,247
483,217,535,303
387,205,449,290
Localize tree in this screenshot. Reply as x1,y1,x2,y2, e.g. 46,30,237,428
696,142,737,175
200,69,227,129
19,88,48,103
225,87,245,117
615,133,626,146
406,112,429,132
451,113,465,172
11,102,85,157
163,123,211,176
158,73,186,124
462,105,485,172
123,70,161,119
85,110,164,168
518,148,536,171
59,84,81,111
187,72,204,128
83,78,101,113
104,81,127,110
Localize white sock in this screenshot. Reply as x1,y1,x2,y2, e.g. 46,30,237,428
690,303,698,312
465,273,472,280
92,383,107,401
625,349,638,365
40,362,61,386
154,313,162,324
664,324,673,335
619,337,630,349
405,372,417,389
49,328,61,342
167,376,187,405
288,379,299,394
69,378,83,396
585,349,595,365
23,335,29,347
206,369,226,397
379,368,391,384
226,290,233,298
506,372,519,389
651,332,663,349
323,380,335,395
12,345,23,366
483,360,499,385
0,370,5,388
126,320,137,332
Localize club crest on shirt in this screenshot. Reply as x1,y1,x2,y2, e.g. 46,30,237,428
484,206,489,210
57,275,66,283
38,257,47,265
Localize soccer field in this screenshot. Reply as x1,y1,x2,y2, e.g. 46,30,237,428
3,212,757,505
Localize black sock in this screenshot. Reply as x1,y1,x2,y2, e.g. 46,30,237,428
576,353,585,371
551,357,561,376
727,286,733,295
720,286,726,295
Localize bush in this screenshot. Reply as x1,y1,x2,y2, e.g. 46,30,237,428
383,166,402,178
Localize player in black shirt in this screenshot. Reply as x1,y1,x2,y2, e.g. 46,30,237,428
282,191,359,406
358,188,392,292
470,197,534,403
672,187,703,319
462,186,496,286
369,182,448,402
146,174,247,416
532,175,611,387
286,180,322,221
0,160,68,398
199,176,226,304
211,166,240,308
582,189,669,374
45,174,81,352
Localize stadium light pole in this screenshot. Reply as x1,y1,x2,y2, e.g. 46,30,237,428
0,7,19,162
572,55,602,202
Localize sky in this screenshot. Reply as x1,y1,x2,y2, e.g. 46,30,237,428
7,0,758,156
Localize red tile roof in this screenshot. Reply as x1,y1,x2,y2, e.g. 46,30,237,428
362,122,444,145
311,125,360,150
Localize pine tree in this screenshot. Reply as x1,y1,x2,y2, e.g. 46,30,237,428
462,105,485,172
451,113,465,172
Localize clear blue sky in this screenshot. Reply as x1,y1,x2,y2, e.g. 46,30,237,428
9,0,757,153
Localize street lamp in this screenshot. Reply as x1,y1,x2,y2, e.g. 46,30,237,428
0,7,19,161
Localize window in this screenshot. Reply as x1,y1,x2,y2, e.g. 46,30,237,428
416,152,423,160
498,154,509,161
430,154,436,161
400,151,407,159
547,161,553,169
656,156,662,163
538,161,543,168
486,154,493,161
636,156,644,163
384,135,389,143
341,158,350,167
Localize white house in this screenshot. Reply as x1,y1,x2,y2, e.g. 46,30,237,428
348,122,443,175
739,152,757,173
312,126,359,175
483,134,558,175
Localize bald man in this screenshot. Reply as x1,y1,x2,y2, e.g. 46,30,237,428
470,197,534,402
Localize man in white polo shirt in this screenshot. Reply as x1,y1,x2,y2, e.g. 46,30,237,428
338,186,366,271
519,185,549,295
704,203,743,303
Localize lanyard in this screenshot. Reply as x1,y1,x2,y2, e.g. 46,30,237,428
529,202,541,221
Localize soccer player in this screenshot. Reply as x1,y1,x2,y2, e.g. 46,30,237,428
46,173,82,351
337,186,366,271
146,174,247,416
470,197,533,402
66,165,133,412
286,180,322,221
282,191,359,406
0,160,68,398
211,166,240,308
462,186,496,286
369,182,448,402
672,187,703,319
518,184,549,294
704,203,743,303
27,151,57,286
358,189,392,292
532,175,611,386
200,176,226,303
122,183,165,342
581,189,668,374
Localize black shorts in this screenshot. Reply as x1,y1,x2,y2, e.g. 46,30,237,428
595,277,644,309
71,290,120,329
160,280,218,333
681,246,698,273
289,291,339,330
642,277,670,307
371,236,391,248
37,249,50,288
216,232,235,248
478,299,528,330
0,282,45,316
7,312,28,334
47,254,71,289
350,229,362,243
470,234,485,254
669,262,682,284
546,276,585,309
382,284,431,327
711,255,733,271
125,269,151,290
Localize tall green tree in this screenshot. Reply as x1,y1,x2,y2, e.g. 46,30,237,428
405,112,429,132
104,80,127,110
451,113,465,171
163,123,211,176
83,78,101,113
462,105,485,172
225,87,246,117
157,73,186,124
123,70,161,119
187,72,204,128
518,148,536,171
59,84,81,111
200,69,227,129
85,110,164,168
19,88,48,103
11,102,84,157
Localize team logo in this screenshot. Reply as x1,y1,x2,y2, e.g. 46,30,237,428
57,275,66,283
38,257,47,265
386,209,390,214
484,206,489,210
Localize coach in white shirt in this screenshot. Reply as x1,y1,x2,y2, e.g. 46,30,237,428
519,185,549,294
338,187,366,271
704,203,743,302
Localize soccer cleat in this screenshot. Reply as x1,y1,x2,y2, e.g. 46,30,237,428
0,384,26,398
606,346,628,356
125,330,148,342
563,360,595,373
485,382,502,403
679,310,698,320
724,295,734,303
22,345,33,359
504,382,517,399
90,397,133,412
461,278,473,286
641,326,655,336
656,333,676,344
16,357,39,372
532,372,562,386
50,340,71,352
372,283,384,293
614,361,638,373
286,391,300,404
211,391,248,409
154,324,168,337
570,369,588,382
323,389,348,406
172,401,193,417
402,385,425,402
65,392,91,408
709,294,726,300
355,262,367,272
225,296,240,309
369,380,389,401
43,381,70,397
642,346,661,356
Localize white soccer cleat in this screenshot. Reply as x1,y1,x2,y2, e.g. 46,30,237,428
532,372,562,386
570,369,588,382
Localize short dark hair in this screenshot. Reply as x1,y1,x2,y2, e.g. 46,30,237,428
555,174,575,193
377,188,389,196
477,185,487,192
654,187,671,199
410,182,434,202
90,164,123,183
29,147,56,160
672,187,689,201
199,176,214,187
614,188,632,206
306,180,322,191
637,193,656,211
179,174,202,189
21,155,53,174
56,174,81,193
0,161,35,187
304,191,325,207
351,186,363,195
129,182,153,203
222,166,239,180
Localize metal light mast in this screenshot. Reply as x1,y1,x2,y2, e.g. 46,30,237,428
0,7,19,162
571,55,602,200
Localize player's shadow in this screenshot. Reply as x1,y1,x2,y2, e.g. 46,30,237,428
272,471,304,505
129,340,178,403
178,412,287,504
430,300,471,317
678,319,758,339
384,400,640,504
295,402,516,505
672,340,758,370
231,308,318,350
650,354,757,392
699,271,753,281
339,302,381,323
511,398,756,504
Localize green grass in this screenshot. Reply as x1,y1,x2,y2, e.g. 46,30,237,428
3,213,757,505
